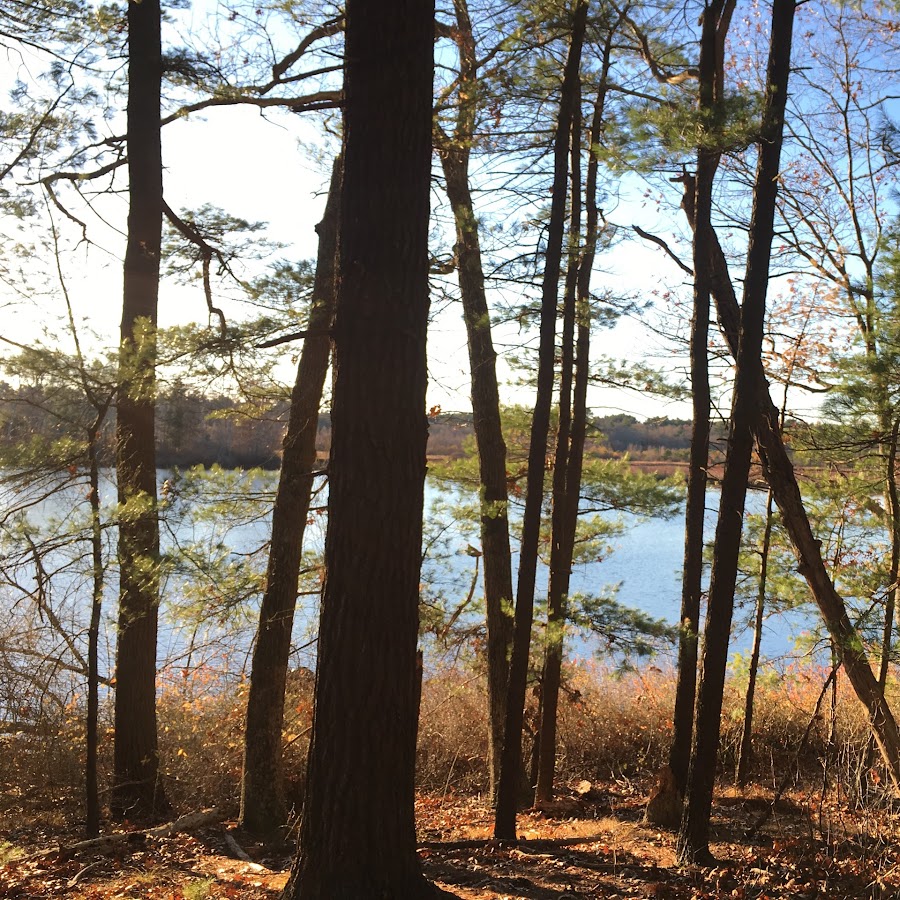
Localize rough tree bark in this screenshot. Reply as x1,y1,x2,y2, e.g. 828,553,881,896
281,0,449,896
666,0,734,811
494,0,587,842
680,168,900,799
677,0,796,864
239,156,340,835
535,80,584,806
111,0,167,821
436,0,514,798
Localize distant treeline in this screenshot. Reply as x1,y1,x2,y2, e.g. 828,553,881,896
0,382,298,470
0,384,748,469
428,412,721,461
590,414,717,459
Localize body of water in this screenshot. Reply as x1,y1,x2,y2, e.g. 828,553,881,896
0,467,853,712
423,481,824,668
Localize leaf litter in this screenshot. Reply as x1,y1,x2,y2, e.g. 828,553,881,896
3,779,900,898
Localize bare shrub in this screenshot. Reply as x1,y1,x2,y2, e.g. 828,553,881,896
156,663,314,812
0,655,893,828
417,668,489,793
555,664,674,781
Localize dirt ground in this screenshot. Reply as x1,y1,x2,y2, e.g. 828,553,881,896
3,779,900,899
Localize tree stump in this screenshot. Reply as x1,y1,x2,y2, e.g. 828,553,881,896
644,766,682,828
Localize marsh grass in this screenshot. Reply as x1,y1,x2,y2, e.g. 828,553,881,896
0,657,890,826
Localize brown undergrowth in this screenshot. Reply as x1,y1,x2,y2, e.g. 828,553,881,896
4,780,900,899
1,661,899,898
416,660,881,799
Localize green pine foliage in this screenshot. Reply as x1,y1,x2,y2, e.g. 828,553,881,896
427,404,682,663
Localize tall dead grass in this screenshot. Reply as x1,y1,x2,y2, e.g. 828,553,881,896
0,658,889,826
416,660,881,795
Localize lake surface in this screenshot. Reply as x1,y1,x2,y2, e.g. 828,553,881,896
0,467,845,702
560,492,818,666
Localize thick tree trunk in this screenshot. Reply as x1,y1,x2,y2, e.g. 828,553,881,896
282,0,444,895
494,1,587,842
677,0,795,864
240,156,340,835
736,488,774,785
437,0,514,797
112,0,166,821
535,94,583,806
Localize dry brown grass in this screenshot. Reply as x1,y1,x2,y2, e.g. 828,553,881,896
0,657,891,830
416,659,885,797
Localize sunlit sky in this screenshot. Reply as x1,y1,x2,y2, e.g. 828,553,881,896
162,109,697,418
6,3,840,425
3,90,699,421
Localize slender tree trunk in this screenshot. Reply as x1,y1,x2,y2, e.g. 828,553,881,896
820,641,838,815
535,91,583,806
240,156,341,835
85,421,105,837
681,141,900,799
755,389,900,792
669,271,710,797
437,0,514,797
869,416,900,777
58,239,111,836
442,147,515,802
736,488,774,785
562,50,609,746
568,55,609,534
851,228,893,793
527,701,541,797
112,0,167,821
282,0,445,894
534,47,610,801
667,0,734,806
494,1,587,842
879,418,899,692
677,0,795,864
861,416,900,789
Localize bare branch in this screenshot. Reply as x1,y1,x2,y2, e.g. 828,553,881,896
271,17,343,83
0,87,71,181
36,154,126,187
41,180,88,242
256,328,330,349
161,90,342,127
631,224,693,275
619,9,697,85
161,200,227,336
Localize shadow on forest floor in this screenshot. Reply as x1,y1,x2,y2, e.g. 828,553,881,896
2,779,899,898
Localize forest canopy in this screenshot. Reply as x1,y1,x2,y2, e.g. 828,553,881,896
5,0,900,897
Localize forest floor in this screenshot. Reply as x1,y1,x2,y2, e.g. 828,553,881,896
3,777,900,899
